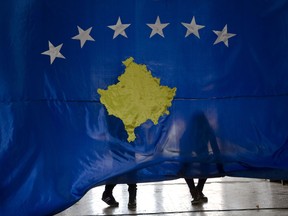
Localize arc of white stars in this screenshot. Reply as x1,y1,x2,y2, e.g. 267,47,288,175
147,16,169,38
108,17,131,39
72,26,95,48
41,41,65,64
181,16,205,38
213,24,236,47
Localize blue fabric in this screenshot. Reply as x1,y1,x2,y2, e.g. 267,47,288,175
1,0,288,215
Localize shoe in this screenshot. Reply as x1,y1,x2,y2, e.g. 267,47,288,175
191,191,208,205
199,192,208,203
102,192,119,207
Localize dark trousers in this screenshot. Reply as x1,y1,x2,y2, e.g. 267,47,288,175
104,184,137,201
184,178,207,198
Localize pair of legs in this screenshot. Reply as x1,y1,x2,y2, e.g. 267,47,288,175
102,184,137,208
185,178,208,205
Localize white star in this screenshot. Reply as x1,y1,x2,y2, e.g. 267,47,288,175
41,41,65,64
108,17,131,39
72,26,95,48
213,25,236,47
181,16,205,38
147,16,169,38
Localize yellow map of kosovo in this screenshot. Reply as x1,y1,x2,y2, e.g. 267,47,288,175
97,57,176,142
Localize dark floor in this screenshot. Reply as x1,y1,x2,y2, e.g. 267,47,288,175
55,177,288,216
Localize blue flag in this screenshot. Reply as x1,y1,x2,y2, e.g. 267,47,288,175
1,0,288,215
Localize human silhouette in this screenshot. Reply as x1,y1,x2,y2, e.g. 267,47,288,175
179,111,223,204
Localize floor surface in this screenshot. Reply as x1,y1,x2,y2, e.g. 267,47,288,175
55,177,288,216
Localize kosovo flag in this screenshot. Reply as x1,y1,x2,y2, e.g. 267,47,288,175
1,0,288,215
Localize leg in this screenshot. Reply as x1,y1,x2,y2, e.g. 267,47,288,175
127,184,137,209
104,184,116,194
185,178,208,205
196,178,207,192
102,184,119,207
184,178,198,198
196,178,208,203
